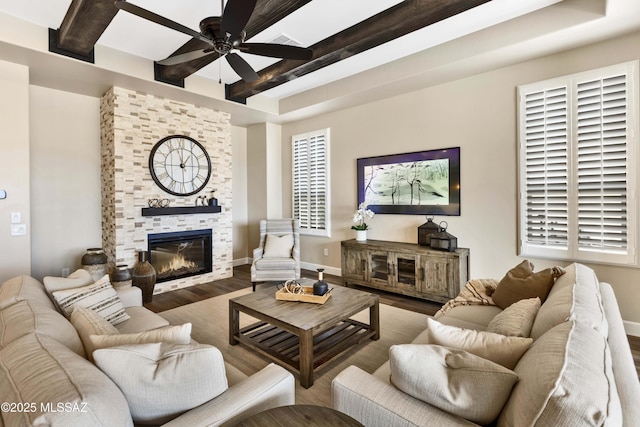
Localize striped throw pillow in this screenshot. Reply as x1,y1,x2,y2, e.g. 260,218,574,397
53,275,130,325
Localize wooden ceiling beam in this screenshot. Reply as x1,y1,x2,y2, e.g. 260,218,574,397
156,0,312,83
227,0,492,102
53,0,119,58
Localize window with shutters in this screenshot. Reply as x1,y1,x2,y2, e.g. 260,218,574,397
518,61,638,266
292,129,331,237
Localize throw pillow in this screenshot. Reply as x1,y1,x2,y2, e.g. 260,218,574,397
491,260,564,309
69,305,119,360
52,275,130,325
93,342,228,425
43,268,93,293
262,234,294,258
88,323,192,350
425,317,532,369
486,297,541,337
389,344,519,425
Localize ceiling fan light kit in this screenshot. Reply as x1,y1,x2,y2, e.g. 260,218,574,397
114,0,312,83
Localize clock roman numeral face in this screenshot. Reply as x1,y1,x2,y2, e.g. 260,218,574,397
149,136,212,196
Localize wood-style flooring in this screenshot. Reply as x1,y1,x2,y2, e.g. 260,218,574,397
145,264,640,380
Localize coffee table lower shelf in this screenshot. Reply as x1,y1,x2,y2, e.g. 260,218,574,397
234,319,375,382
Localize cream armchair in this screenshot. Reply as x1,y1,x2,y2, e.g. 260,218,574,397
251,219,301,291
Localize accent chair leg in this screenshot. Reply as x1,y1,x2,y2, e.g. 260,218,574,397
252,282,256,292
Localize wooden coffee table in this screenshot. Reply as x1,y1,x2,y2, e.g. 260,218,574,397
229,281,379,388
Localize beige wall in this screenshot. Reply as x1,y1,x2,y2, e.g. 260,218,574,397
0,60,30,281
232,125,249,262
280,30,640,324
29,86,102,280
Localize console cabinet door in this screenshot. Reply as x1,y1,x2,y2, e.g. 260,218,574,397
367,250,392,287
419,254,455,298
393,253,419,293
342,246,367,281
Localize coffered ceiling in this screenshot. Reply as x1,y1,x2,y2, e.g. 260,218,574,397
0,0,639,125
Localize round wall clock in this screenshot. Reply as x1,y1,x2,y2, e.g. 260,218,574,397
149,135,212,196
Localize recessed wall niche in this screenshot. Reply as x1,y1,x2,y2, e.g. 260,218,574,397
100,86,233,294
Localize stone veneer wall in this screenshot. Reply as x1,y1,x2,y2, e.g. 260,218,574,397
100,86,233,294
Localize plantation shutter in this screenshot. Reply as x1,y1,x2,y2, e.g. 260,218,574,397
523,86,569,248
519,61,637,266
292,129,330,236
576,74,628,252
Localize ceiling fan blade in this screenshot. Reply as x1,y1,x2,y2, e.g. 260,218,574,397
157,49,215,66
225,53,259,82
114,1,212,45
237,43,313,60
221,0,257,38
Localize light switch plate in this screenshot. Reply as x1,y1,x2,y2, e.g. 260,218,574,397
11,224,26,236
0,190,6,199
11,212,21,223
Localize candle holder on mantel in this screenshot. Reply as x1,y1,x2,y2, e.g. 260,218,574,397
132,251,157,303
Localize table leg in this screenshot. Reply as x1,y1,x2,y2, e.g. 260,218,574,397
370,301,380,340
299,330,314,388
229,301,239,345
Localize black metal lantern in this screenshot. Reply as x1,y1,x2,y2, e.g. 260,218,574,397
418,216,440,246
429,221,458,252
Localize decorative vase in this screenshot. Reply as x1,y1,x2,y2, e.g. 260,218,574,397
132,251,157,304
110,265,132,291
81,248,108,282
356,229,367,241
313,268,329,296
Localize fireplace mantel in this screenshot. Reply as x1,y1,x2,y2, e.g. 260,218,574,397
141,206,222,217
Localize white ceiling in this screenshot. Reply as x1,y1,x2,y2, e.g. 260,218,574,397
0,0,639,125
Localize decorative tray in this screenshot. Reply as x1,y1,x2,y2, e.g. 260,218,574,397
275,286,332,304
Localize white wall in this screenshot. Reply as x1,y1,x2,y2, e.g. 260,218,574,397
0,60,30,281
280,30,640,324
29,86,102,280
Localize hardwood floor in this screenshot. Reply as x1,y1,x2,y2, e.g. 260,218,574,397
145,264,443,316
145,264,640,379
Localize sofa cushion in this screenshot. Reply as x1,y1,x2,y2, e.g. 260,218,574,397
88,323,192,350
486,297,540,337
435,305,504,330
390,344,519,425
0,300,85,356
0,275,55,311
262,233,294,258
531,263,607,340
43,268,93,293
69,305,119,359
498,321,621,427
52,275,130,325
491,260,559,309
424,318,532,369
93,342,228,425
0,333,133,427
117,306,170,333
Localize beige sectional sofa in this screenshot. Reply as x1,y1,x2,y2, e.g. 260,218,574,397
0,272,295,426
332,263,640,426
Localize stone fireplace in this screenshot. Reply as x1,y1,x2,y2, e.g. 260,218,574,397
100,87,233,294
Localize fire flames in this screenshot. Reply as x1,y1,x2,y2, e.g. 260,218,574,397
158,254,198,276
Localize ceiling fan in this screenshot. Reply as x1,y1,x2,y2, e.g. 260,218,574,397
114,0,313,82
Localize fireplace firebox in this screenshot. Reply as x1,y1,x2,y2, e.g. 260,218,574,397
147,229,212,283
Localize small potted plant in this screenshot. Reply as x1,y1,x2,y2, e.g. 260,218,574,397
351,202,375,241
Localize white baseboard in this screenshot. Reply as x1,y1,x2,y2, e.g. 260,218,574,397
300,261,341,277
624,320,640,337
233,257,251,267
